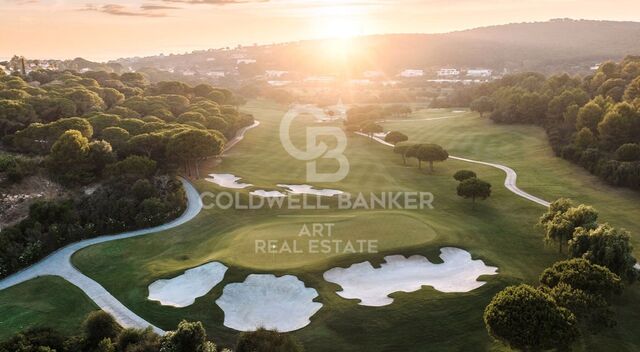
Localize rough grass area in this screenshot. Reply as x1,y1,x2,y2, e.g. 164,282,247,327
0,276,97,340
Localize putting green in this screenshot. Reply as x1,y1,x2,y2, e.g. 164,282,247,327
213,211,438,270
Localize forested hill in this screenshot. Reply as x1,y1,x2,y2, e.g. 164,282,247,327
116,19,640,75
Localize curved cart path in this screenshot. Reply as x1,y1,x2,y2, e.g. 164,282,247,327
0,121,260,334
355,132,550,207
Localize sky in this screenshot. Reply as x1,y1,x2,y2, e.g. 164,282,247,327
3,0,640,61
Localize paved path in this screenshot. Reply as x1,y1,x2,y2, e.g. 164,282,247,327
355,132,550,207
0,121,260,334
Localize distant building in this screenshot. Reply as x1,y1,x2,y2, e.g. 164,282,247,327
590,64,601,71
437,68,460,77
237,59,257,65
265,70,288,78
399,69,424,78
182,70,196,76
466,69,492,77
267,80,292,87
206,71,226,78
206,57,216,62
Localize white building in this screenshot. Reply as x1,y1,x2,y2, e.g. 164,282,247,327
237,59,257,65
182,70,196,76
437,68,460,77
466,69,492,78
206,71,226,78
399,69,424,78
265,70,288,78
267,80,292,87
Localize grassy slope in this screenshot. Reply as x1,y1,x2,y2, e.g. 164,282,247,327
0,276,97,340
2,101,638,350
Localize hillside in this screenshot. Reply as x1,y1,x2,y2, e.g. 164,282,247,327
114,19,640,75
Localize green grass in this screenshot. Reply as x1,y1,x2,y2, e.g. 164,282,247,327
0,276,97,340
3,100,639,351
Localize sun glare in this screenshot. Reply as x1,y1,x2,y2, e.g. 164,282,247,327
319,17,362,39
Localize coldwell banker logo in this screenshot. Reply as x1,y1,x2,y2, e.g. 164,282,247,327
280,105,349,182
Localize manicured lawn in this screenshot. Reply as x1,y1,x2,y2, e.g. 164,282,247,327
4,100,639,351
0,276,97,340
71,100,560,351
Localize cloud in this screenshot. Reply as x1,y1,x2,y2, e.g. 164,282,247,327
81,3,181,17
140,4,182,10
162,0,268,4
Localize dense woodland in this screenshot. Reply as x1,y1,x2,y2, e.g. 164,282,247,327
0,69,254,279
443,56,640,191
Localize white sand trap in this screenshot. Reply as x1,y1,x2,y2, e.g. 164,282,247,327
216,274,322,332
148,262,228,308
323,247,498,306
277,184,344,197
250,190,287,198
452,110,466,113
205,174,252,189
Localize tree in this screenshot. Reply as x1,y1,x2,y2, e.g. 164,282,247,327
384,131,408,145
128,133,165,159
574,127,597,149
615,143,640,161
538,199,598,253
83,311,121,348
542,283,615,332
65,88,105,115
106,155,157,179
470,96,494,117
393,142,414,165
597,103,640,150
539,258,623,298
101,126,130,153
89,140,116,175
116,327,161,352
160,321,217,352
236,328,303,352
47,129,92,184
416,144,449,172
360,121,383,139
576,101,604,132
457,177,491,207
166,129,225,178
453,170,477,182
569,224,638,282
484,284,579,351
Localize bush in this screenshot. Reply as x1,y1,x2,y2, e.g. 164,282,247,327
236,328,303,352
615,143,640,161
83,311,121,347
453,170,477,182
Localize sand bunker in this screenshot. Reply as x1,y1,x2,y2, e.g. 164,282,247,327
216,274,322,332
205,174,252,189
148,262,228,308
250,190,287,198
277,184,344,197
323,247,497,306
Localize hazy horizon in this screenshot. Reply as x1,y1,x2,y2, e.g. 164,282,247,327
3,0,640,61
